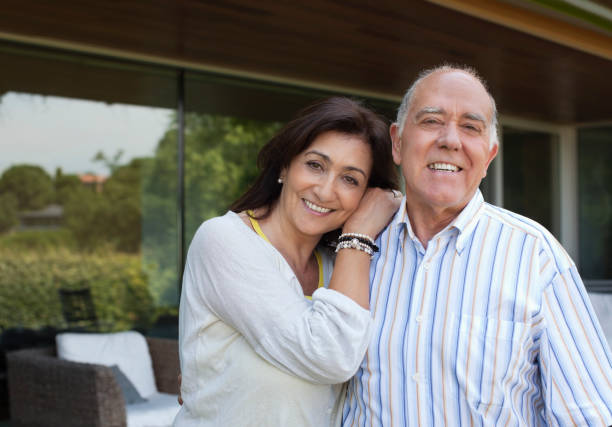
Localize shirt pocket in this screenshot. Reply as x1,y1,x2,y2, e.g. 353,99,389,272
451,313,533,411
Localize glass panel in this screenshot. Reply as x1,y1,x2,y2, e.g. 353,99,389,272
578,127,612,281
183,72,397,246
479,156,499,203
502,127,559,236
0,44,179,349
182,112,283,240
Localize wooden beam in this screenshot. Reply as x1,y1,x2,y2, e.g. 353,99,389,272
427,0,612,60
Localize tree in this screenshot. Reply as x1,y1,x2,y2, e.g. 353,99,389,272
63,158,143,253
0,193,18,233
54,168,81,205
148,113,282,240
92,150,124,174
0,164,54,211
62,112,281,306
138,113,281,306
63,187,110,250
102,159,143,252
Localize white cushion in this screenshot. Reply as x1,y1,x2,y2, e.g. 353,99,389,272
56,330,157,398
126,392,180,427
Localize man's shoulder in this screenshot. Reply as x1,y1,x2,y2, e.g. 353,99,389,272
481,203,549,238
481,203,574,270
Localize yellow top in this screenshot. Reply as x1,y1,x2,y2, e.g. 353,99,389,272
247,211,323,299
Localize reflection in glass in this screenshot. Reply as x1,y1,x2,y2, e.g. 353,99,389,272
184,74,312,246
479,156,498,204
182,73,398,245
502,127,559,236
578,127,612,280
183,113,282,242
0,92,178,334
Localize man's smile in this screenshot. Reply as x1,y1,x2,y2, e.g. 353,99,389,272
427,162,462,172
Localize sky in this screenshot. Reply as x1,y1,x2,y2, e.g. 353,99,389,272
0,92,173,176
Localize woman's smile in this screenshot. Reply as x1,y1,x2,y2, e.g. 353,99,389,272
303,198,333,214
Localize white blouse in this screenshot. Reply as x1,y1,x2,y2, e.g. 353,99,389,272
174,211,372,426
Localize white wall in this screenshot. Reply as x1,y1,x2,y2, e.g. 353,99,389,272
589,292,612,349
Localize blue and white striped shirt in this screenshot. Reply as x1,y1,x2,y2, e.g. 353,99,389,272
343,190,612,426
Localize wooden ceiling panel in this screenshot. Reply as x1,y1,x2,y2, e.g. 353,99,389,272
0,0,611,123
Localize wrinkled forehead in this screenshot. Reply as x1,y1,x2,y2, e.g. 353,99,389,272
409,70,493,121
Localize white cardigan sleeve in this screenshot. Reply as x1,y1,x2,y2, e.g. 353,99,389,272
183,212,372,384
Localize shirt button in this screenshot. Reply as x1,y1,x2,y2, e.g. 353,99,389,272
423,262,430,271
412,373,421,382
415,315,423,323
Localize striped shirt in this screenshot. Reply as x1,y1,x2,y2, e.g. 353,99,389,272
343,190,612,426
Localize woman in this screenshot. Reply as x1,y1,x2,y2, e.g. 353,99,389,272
175,97,400,426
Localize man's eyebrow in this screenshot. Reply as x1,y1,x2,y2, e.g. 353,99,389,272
463,112,486,124
414,107,444,120
305,150,367,178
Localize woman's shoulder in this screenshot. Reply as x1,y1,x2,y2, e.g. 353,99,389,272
198,210,238,230
191,211,249,248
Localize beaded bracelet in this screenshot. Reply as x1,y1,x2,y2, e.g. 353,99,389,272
335,239,374,258
337,233,379,252
339,232,375,245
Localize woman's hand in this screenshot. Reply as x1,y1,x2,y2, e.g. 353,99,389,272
177,373,183,405
343,188,402,238
327,188,401,309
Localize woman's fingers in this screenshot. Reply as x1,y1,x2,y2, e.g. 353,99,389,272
343,188,402,237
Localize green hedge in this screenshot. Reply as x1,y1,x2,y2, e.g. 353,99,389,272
0,248,155,331
0,229,76,251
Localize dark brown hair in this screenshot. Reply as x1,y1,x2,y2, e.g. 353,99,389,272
230,96,399,217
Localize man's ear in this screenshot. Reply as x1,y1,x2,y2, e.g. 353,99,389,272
482,143,499,178
390,123,402,166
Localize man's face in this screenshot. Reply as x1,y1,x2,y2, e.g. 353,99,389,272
391,71,498,215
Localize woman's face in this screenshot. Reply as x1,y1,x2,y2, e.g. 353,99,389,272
277,131,373,237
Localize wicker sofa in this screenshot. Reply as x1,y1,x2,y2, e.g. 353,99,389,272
7,336,179,427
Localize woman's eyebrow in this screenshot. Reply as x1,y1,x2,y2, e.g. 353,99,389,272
304,150,330,162
345,166,367,178
305,150,367,178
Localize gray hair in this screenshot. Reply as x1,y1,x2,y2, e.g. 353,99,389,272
396,65,499,148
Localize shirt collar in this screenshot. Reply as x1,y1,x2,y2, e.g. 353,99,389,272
450,190,485,254
391,195,409,228
387,194,410,244
388,190,485,254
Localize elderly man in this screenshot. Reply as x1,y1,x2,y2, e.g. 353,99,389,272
342,66,612,426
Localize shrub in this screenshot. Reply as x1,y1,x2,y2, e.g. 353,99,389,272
0,193,18,233
0,248,156,332
0,229,76,251
0,164,54,210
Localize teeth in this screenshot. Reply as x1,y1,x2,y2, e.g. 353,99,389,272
428,162,459,172
304,199,332,213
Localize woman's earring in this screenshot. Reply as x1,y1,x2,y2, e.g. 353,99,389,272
278,177,283,184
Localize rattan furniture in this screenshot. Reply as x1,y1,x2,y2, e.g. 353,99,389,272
7,336,179,427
